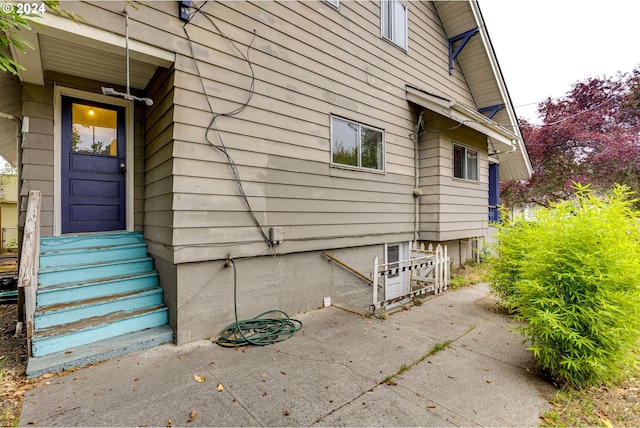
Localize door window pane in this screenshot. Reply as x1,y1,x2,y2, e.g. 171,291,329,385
71,103,118,156
387,244,399,278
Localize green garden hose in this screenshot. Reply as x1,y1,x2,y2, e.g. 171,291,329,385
214,257,303,347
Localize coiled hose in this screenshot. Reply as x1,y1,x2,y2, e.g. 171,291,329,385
214,257,303,347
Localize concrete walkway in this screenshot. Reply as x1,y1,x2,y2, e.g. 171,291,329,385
19,283,556,427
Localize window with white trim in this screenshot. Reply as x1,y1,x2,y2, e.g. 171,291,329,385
453,143,478,181
331,116,384,171
381,0,407,50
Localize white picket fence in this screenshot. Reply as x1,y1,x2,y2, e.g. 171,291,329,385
371,242,450,312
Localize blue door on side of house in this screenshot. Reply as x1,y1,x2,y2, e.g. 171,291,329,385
61,96,126,234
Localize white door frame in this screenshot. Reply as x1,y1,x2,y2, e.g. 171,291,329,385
53,85,134,235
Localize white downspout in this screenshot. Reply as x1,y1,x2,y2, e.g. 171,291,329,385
412,112,425,244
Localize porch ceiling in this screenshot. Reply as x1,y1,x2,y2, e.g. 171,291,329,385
39,34,159,91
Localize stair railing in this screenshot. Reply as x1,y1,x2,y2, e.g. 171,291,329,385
18,190,41,353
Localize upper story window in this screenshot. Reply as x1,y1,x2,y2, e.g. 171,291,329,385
324,0,339,9
381,0,407,50
331,116,384,171
453,143,478,181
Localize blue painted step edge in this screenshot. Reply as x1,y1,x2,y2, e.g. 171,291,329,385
34,287,165,330
32,306,169,357
26,324,174,378
40,232,144,252
36,272,159,307
40,242,149,269
38,258,155,288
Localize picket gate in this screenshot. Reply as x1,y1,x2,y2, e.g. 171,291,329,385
371,242,450,312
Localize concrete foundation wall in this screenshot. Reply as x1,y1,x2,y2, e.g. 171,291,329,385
172,245,382,344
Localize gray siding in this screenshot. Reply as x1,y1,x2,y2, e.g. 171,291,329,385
19,84,55,237
48,1,491,263
144,67,176,262
128,0,482,263
418,114,489,241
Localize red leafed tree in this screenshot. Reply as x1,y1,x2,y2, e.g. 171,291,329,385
501,67,640,208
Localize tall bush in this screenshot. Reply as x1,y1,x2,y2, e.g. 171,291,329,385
489,184,640,387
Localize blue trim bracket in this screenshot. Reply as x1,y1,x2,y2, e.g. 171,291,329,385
449,27,479,75
478,104,505,119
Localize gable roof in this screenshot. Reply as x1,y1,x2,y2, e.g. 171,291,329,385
433,0,532,181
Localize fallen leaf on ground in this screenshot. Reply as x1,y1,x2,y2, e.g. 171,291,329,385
187,410,197,423
594,410,612,428
217,382,224,392
283,410,290,416
194,374,206,383
167,419,172,427
280,371,287,375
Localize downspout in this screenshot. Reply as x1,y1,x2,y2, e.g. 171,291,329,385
412,112,425,243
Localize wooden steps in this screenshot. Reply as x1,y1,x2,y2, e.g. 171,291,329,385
26,232,173,377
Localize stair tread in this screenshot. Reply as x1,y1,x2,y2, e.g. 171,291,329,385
41,241,147,255
33,305,167,338
38,271,158,292
39,256,153,273
35,287,163,313
26,324,173,378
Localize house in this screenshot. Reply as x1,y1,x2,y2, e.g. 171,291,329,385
0,168,18,248
0,0,531,375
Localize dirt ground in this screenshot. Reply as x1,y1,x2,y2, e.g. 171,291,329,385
0,304,28,426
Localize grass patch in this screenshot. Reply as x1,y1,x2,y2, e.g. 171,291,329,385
380,340,452,386
449,260,489,290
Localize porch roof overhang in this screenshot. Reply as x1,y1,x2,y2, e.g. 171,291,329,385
406,85,531,181
406,85,517,152
10,11,175,87
1,10,175,167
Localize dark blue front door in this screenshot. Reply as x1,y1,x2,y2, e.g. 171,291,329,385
61,97,126,233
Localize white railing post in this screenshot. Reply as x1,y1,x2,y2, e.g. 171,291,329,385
444,245,450,289
18,190,41,354
372,256,379,308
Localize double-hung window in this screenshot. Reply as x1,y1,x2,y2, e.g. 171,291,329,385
453,143,478,181
331,116,384,171
381,0,407,50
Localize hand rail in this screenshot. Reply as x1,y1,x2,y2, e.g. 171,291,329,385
18,190,41,353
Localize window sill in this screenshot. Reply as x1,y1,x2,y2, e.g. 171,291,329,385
330,163,386,175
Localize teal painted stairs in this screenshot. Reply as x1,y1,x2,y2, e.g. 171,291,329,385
26,232,173,378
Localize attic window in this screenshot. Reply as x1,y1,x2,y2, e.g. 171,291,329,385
381,0,407,50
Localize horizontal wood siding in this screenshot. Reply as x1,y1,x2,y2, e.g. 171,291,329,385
60,1,488,262
418,114,489,241
19,84,55,237
144,67,176,262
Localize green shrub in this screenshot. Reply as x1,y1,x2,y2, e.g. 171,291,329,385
488,184,640,387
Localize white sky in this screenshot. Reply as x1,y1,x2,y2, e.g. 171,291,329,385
478,0,640,123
